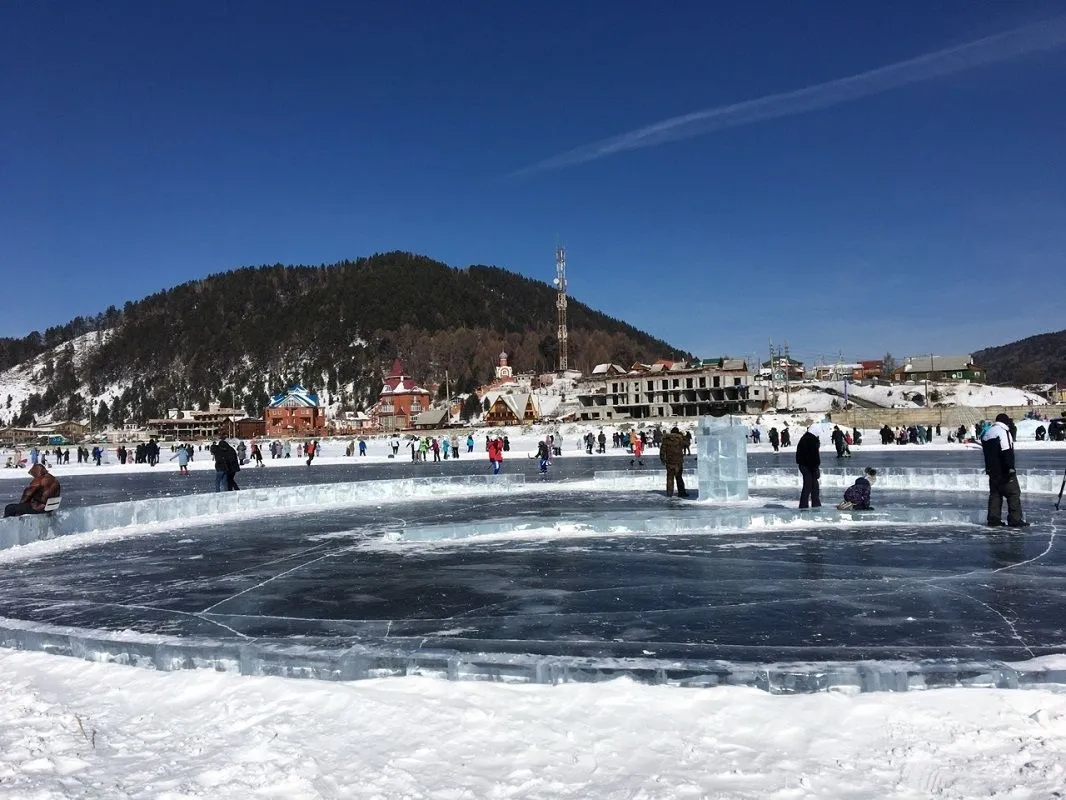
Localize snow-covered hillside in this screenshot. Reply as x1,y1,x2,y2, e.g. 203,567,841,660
773,380,1050,413
0,330,122,427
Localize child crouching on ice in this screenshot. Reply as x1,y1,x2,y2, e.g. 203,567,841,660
837,467,877,510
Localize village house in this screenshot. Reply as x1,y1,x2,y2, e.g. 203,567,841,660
893,355,985,383
374,360,432,432
576,358,767,421
476,351,543,424
0,420,89,447
484,392,539,425
758,356,805,383
235,417,267,440
329,410,375,435
264,386,326,438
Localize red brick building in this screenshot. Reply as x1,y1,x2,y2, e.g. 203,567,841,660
265,386,326,438
375,360,432,432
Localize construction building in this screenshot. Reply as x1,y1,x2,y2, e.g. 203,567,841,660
575,359,767,421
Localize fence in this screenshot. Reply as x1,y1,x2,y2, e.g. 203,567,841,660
828,404,1066,430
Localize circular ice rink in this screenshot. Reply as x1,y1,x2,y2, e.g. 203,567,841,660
1,451,1064,693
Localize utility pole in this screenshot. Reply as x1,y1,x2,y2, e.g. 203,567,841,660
768,338,776,395
784,341,791,411
927,353,934,407
555,244,568,373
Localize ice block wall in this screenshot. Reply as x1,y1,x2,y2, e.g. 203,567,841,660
0,473,526,551
695,415,749,501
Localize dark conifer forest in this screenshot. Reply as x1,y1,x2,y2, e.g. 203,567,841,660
0,253,689,425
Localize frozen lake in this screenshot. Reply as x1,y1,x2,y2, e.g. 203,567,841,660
29,446,1066,506
1,452,1064,690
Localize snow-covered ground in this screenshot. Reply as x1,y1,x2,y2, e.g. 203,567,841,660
0,649,1064,798
2,417,1065,481
2,383,1066,796
774,380,1051,413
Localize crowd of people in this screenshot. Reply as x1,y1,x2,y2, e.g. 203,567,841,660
0,412,1051,523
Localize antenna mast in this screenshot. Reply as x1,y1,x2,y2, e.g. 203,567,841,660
555,243,568,372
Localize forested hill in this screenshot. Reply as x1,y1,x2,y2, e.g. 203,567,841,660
974,329,1066,386
0,252,689,425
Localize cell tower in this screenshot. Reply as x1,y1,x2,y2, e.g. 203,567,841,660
554,244,568,372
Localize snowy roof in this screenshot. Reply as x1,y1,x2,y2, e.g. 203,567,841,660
381,359,429,394
412,408,449,427
267,386,320,408
900,355,976,373
591,363,625,375
492,392,537,420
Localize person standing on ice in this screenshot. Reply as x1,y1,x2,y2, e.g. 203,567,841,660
796,424,824,509
981,413,1029,528
211,438,240,492
487,435,504,475
170,444,190,475
831,425,847,458
768,427,780,452
450,434,460,459
659,426,687,498
780,426,791,448
630,436,645,467
536,438,551,473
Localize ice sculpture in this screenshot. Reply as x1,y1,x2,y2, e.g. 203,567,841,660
695,415,749,501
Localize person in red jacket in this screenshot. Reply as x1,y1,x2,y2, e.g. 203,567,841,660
487,436,504,475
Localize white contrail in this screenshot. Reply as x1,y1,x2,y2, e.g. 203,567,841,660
510,16,1066,178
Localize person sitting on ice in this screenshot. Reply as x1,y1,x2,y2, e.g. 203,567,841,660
4,464,61,517
837,467,877,511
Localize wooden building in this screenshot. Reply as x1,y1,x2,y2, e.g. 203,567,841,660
265,386,326,437
375,360,432,432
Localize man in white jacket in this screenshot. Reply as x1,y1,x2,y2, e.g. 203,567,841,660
980,413,1029,528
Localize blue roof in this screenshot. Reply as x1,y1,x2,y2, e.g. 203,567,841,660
267,385,321,408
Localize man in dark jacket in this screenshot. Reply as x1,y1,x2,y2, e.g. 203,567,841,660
659,426,688,498
211,438,241,492
796,424,824,508
981,413,1028,527
831,425,846,458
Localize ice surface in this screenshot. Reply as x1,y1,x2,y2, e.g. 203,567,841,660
750,468,1065,494
394,506,984,542
0,473,526,551
695,416,749,501
2,467,1064,694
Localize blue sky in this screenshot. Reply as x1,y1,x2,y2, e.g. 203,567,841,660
2,1,1064,368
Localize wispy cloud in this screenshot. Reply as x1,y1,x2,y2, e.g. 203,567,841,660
509,16,1066,178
